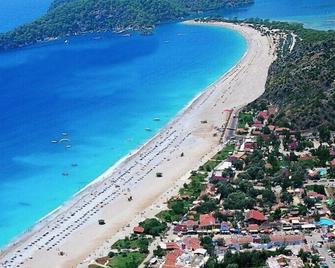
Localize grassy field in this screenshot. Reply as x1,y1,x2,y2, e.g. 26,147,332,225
108,252,146,268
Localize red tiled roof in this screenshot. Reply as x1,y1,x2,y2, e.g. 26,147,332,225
244,142,255,150
270,234,305,243
183,236,201,250
331,159,335,167
133,226,144,234
199,214,216,226
162,249,183,268
226,235,253,245
258,110,269,119
246,210,266,222
166,242,181,250
182,220,197,227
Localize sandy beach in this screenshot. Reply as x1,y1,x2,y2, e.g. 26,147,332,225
0,21,276,268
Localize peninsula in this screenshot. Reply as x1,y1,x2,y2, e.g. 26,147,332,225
0,0,252,50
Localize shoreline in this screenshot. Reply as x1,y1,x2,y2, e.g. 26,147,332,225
0,21,276,268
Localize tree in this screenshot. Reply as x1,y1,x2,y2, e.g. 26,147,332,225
217,182,235,199
170,200,187,215
153,246,165,257
232,159,244,170
224,191,255,210
140,218,167,236
281,190,293,204
272,208,282,221
262,188,276,206
201,236,215,256
318,125,331,142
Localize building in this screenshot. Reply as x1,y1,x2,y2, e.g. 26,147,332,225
266,254,304,268
225,235,253,250
199,214,216,229
133,226,144,234
269,234,305,247
246,209,267,225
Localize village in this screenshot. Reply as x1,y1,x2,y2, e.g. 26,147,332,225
90,104,335,268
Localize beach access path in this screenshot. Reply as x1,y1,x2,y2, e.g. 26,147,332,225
0,21,276,268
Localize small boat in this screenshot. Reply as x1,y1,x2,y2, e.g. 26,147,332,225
64,40,69,44
59,138,70,143
145,128,152,132
65,145,71,148
62,132,68,136
153,118,160,121
51,140,58,144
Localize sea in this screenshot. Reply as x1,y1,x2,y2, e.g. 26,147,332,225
0,0,334,248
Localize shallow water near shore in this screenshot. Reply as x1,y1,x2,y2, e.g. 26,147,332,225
0,23,246,248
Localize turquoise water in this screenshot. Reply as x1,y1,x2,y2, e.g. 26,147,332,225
0,23,246,247
216,0,335,30
317,218,335,226
0,0,334,249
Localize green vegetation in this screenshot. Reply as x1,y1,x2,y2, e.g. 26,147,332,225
107,252,146,268
213,144,235,160
238,112,253,128
245,19,335,130
179,171,207,198
306,184,326,195
0,0,252,50
204,249,289,268
111,236,150,253
139,218,167,236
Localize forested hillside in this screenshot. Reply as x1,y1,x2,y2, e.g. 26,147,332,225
248,20,335,131
0,0,252,50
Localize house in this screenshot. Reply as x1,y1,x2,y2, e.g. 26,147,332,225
182,236,201,251
173,224,187,234
266,254,304,268
133,226,144,234
269,234,305,247
225,235,253,250
199,214,216,229
247,224,260,233
330,159,335,167
211,162,233,181
246,209,266,225
162,249,183,268
268,125,276,131
258,110,270,120
307,191,326,200
253,120,263,129
220,221,231,233
181,220,198,232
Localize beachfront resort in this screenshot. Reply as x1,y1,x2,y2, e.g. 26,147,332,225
86,104,335,268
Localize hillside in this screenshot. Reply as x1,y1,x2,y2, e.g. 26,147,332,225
0,0,252,50
247,20,335,131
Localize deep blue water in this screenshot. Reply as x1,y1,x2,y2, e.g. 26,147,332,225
0,0,53,32
216,0,335,30
0,23,246,247
0,0,334,249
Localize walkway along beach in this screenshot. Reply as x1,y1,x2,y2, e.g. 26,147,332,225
0,21,276,268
